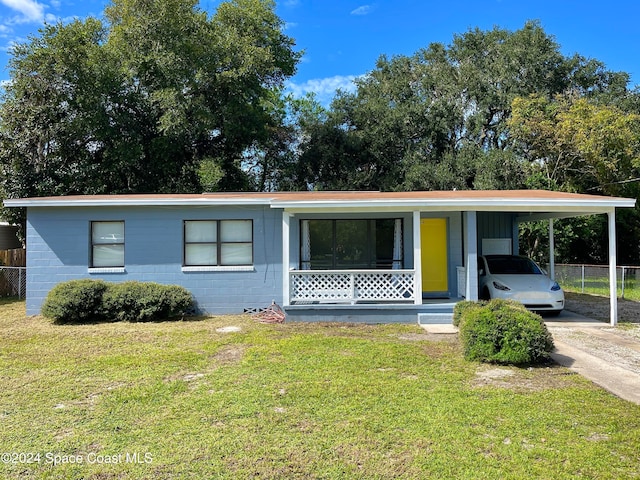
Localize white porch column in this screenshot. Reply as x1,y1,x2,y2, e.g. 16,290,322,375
464,211,478,301
282,211,291,307
608,209,618,326
549,218,555,280
413,211,422,305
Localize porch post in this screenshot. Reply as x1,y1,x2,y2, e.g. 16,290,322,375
282,211,291,307
464,211,478,301
608,208,618,326
549,218,555,280
413,211,422,305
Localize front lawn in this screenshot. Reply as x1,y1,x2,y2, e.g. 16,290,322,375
1,299,639,479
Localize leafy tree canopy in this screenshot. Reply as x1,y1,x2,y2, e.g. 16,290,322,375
509,93,640,196
0,0,300,226
295,21,633,193
509,93,640,263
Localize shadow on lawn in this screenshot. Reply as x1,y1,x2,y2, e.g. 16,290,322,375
51,313,209,326
0,296,23,306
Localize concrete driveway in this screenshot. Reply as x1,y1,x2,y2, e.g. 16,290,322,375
545,310,640,404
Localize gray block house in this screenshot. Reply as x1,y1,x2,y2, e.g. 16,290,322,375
4,190,635,324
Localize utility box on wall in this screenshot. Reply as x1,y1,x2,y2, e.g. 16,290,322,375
481,238,512,255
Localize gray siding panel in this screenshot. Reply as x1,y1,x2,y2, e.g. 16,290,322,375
477,212,517,255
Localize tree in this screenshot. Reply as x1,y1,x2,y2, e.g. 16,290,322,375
298,21,626,192
509,94,640,195
0,0,300,227
509,93,640,263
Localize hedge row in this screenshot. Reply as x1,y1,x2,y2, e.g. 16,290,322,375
454,299,554,365
41,279,194,323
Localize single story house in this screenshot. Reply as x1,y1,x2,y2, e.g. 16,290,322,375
4,190,635,325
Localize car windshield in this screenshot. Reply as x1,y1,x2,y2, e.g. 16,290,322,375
485,256,542,275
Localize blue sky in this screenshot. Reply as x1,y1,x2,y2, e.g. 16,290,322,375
1,0,639,104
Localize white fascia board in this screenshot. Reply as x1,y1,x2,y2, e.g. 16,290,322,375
272,198,636,213
516,211,610,222
3,198,273,208
5,194,635,211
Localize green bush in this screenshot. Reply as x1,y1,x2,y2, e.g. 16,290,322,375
41,279,109,324
458,299,554,365
42,279,194,323
453,300,485,327
102,281,194,322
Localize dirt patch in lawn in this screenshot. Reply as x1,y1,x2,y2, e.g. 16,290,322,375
564,292,640,323
472,364,580,391
212,344,247,365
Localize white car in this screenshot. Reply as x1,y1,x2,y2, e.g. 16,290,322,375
478,255,564,315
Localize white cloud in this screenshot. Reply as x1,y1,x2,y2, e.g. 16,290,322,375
0,38,18,52
0,0,46,23
350,5,372,15
287,74,361,105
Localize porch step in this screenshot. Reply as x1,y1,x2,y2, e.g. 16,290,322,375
418,312,454,325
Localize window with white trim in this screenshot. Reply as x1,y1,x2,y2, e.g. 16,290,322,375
184,220,253,266
91,221,125,267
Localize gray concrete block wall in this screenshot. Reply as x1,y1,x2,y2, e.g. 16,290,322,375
25,205,283,315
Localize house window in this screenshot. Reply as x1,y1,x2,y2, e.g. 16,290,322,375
91,221,125,267
301,219,402,270
184,220,253,266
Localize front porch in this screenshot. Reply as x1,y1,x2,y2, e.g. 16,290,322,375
281,209,477,323
284,268,462,323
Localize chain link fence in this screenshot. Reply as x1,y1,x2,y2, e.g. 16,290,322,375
0,266,26,298
554,264,640,300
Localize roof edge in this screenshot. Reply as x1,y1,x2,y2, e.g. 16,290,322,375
2,190,636,210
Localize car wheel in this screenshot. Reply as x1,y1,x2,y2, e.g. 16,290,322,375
480,287,491,301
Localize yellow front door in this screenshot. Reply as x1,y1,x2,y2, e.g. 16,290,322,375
420,218,448,294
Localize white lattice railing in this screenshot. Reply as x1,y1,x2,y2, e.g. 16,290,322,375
289,269,416,304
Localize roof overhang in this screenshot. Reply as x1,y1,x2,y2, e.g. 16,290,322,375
3,190,636,216
272,200,634,215
2,194,274,208
271,192,636,217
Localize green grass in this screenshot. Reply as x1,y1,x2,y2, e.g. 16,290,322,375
559,277,640,301
1,298,639,479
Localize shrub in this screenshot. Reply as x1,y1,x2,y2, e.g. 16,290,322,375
42,279,194,323
102,281,194,322
453,300,485,327
458,299,555,365
41,279,109,323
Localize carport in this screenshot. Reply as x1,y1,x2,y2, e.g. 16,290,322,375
503,193,637,326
